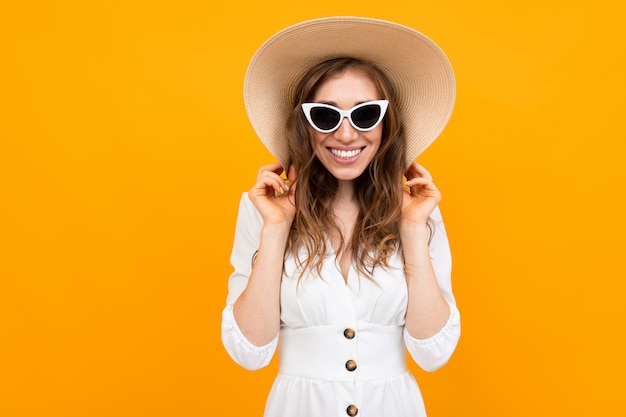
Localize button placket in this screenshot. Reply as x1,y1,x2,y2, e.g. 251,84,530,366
342,326,359,414
343,327,357,373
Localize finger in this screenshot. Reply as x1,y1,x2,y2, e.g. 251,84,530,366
286,165,298,194
405,177,428,186
404,162,434,182
257,162,285,178
257,164,291,194
404,178,440,197
287,165,297,182
403,162,420,181
251,176,283,196
251,172,286,197
413,162,433,181
405,177,434,191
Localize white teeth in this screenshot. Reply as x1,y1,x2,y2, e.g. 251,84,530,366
330,148,362,159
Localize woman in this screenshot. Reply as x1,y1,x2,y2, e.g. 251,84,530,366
222,16,460,417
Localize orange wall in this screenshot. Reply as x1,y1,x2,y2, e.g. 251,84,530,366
1,1,625,416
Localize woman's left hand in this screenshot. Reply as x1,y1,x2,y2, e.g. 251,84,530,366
401,162,442,227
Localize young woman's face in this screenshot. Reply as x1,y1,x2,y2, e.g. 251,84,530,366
309,69,383,182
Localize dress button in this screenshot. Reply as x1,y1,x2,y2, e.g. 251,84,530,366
346,404,359,416
345,360,357,372
343,328,355,339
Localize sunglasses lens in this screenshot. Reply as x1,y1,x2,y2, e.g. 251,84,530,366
351,104,382,129
310,107,341,131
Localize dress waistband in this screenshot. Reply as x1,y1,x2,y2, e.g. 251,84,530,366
278,324,407,382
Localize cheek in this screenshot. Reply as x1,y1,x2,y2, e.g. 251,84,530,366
310,132,326,152
368,128,383,149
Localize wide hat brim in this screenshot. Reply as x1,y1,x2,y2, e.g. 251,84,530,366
244,16,456,170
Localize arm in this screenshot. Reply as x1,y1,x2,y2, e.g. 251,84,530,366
221,164,296,369
400,163,461,371
402,206,460,371
221,193,279,369
232,219,290,346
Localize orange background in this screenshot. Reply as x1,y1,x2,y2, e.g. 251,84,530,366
1,1,625,416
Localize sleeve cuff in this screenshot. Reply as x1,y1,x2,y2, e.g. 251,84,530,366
221,304,279,370
404,302,461,372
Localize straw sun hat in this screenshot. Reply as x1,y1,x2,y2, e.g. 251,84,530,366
243,16,456,169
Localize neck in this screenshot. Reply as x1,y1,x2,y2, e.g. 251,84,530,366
335,179,356,203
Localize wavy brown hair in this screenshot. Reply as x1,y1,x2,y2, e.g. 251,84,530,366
284,58,407,281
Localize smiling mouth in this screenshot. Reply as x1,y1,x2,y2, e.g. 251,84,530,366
329,147,364,159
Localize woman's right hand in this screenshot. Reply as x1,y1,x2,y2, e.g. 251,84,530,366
248,163,297,226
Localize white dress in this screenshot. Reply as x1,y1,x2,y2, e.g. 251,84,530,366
221,193,461,417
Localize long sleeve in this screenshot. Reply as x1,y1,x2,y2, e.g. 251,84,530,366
221,193,278,370
403,206,461,372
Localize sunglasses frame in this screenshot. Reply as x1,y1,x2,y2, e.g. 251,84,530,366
301,100,389,133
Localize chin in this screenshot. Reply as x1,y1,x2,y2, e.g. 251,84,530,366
327,165,369,181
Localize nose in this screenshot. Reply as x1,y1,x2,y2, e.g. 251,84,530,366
333,117,358,142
